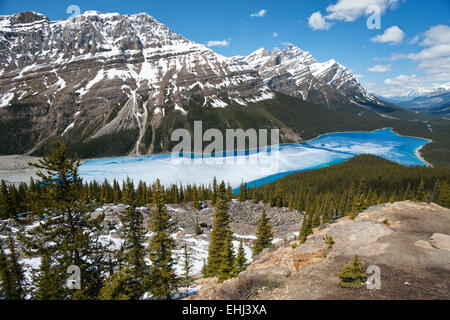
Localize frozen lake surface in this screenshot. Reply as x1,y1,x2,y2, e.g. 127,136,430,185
79,128,430,188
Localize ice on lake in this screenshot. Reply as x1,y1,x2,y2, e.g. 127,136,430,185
79,129,430,188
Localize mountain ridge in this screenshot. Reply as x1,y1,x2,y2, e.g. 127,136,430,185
0,11,435,159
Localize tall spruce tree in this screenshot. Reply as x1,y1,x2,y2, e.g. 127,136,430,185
238,183,247,202
0,236,26,300
211,177,218,206
115,178,149,299
271,181,283,207
148,179,178,299
182,242,193,286
205,182,234,279
0,180,12,219
20,141,107,300
415,179,426,202
218,233,235,283
252,210,273,257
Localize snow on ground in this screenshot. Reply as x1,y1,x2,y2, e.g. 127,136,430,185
0,92,14,107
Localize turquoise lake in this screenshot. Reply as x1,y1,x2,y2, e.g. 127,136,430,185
79,128,430,189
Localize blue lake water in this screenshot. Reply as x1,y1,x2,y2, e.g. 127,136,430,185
79,128,430,189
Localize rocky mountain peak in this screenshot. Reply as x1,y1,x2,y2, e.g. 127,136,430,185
0,10,272,156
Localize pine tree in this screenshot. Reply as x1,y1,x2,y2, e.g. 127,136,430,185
4,236,25,299
415,179,426,202
271,181,283,207
113,179,121,205
205,182,233,278
35,252,63,300
325,236,335,248
98,268,132,300
233,239,247,275
20,141,107,300
0,236,25,300
0,180,12,219
218,233,235,283
116,178,149,299
226,184,233,201
211,177,218,206
337,255,367,288
299,211,313,243
252,210,273,257
238,183,247,202
195,220,203,235
182,242,193,286
147,179,178,300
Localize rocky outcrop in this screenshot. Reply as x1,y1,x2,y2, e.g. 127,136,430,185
430,233,450,252
190,201,450,300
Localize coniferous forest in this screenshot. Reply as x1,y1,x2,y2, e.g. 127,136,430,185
0,142,449,300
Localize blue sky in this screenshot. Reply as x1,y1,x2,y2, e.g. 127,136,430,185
1,0,449,97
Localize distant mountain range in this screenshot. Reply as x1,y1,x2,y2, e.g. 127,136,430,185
380,84,450,118
0,11,427,158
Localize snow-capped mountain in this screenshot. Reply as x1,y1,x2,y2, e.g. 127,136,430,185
0,11,272,155
0,11,415,158
234,44,384,110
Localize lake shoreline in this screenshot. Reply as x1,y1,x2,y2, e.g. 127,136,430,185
0,127,433,185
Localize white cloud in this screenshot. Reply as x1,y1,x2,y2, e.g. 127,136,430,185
273,32,278,37
250,9,267,18
407,44,450,60
420,24,450,46
308,11,332,30
207,40,230,47
370,26,405,44
307,0,400,30
367,64,391,72
417,57,450,81
384,74,415,86
409,35,419,45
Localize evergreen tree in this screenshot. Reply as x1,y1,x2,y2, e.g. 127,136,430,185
34,252,63,300
148,179,178,299
252,210,273,257
218,233,235,283
299,211,313,243
226,184,233,201
98,268,132,300
271,181,283,207
0,236,25,300
238,183,247,202
233,239,247,275
116,178,149,299
5,236,25,299
195,220,203,235
20,141,107,300
205,182,233,278
337,255,367,288
415,179,426,202
182,242,193,286
0,180,12,219
211,177,218,206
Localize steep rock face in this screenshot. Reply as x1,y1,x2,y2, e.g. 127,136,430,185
234,44,384,110
0,11,272,156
